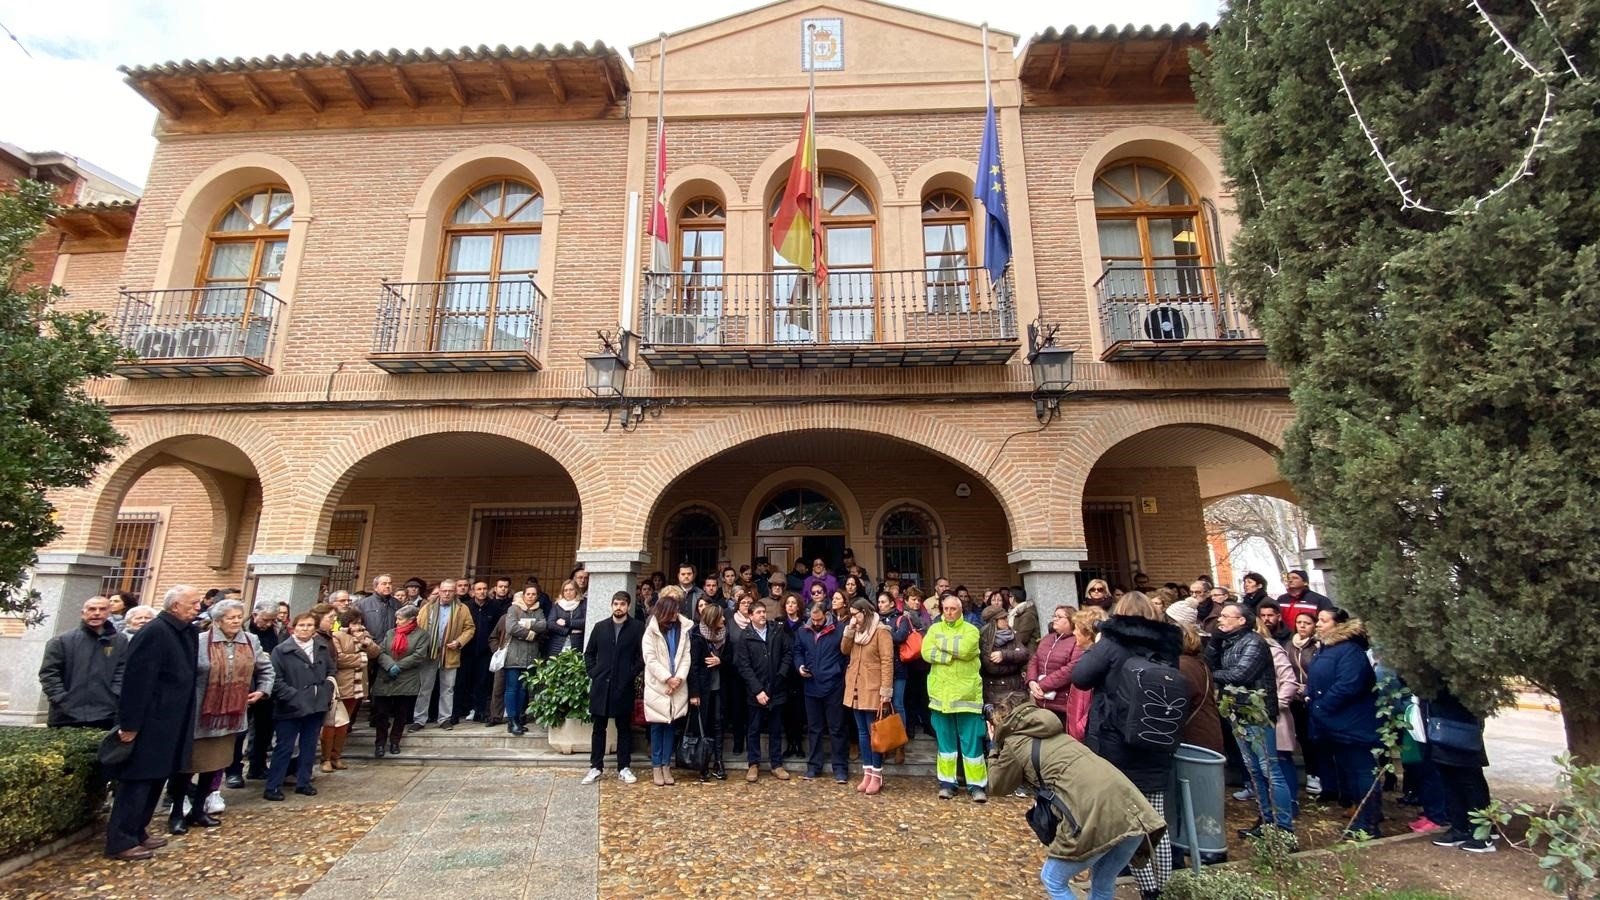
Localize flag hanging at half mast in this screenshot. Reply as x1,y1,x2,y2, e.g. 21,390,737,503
975,99,1012,285
770,100,825,284
647,124,670,274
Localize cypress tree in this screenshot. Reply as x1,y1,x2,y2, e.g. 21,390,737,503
1197,0,1600,759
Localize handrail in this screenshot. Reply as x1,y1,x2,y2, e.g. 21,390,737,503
372,276,547,356
114,286,286,363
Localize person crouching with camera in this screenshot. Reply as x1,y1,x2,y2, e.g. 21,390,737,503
986,691,1167,900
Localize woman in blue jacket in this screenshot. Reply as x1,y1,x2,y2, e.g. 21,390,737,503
1305,608,1381,838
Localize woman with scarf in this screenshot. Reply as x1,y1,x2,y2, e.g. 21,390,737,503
323,608,379,771
724,591,752,757
688,602,731,781
264,612,335,801
643,587,694,786
979,605,1029,705
900,588,935,741
841,597,895,794
1025,605,1080,729
503,585,548,735
371,605,432,757
544,579,587,656
779,593,808,759
168,599,272,834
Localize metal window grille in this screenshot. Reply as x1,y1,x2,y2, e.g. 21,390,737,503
470,506,580,587
102,512,161,597
322,509,369,596
665,507,723,582
879,506,939,590
1082,501,1139,590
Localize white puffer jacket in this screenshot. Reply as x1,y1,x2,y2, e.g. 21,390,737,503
641,615,694,724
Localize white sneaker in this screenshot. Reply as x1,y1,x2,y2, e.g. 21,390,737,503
1306,775,1323,795
618,768,637,785
581,768,603,785
204,790,226,814
1233,786,1255,801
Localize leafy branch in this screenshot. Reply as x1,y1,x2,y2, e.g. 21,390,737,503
1473,753,1600,899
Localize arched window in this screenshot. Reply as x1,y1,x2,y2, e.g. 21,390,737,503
197,186,292,319
878,505,940,590
665,506,724,584
921,190,973,313
1093,161,1213,304
757,488,844,532
768,172,876,343
437,178,544,352
676,197,725,317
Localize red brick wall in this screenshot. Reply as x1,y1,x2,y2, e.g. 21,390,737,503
1081,465,1211,586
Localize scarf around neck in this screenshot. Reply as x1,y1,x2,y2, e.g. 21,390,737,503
853,611,880,646
200,631,253,732
698,621,726,649
392,619,418,656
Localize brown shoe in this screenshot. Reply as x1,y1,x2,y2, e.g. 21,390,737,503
107,846,154,861
772,767,791,781
332,759,348,770
746,765,759,783
893,747,905,765
138,836,168,850
320,760,336,774
652,766,665,787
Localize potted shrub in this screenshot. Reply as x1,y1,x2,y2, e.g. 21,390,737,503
524,649,613,754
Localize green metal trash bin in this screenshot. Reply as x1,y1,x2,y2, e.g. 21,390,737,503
1168,743,1228,865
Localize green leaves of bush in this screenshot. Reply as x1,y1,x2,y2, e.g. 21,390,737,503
0,726,104,857
521,649,592,729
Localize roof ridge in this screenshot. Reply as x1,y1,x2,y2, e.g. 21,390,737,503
118,41,619,79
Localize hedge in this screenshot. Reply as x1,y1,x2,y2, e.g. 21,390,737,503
0,726,105,859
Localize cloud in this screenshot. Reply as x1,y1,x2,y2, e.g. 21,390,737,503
0,0,1219,189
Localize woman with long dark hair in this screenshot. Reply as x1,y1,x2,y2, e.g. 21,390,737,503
688,602,730,782
642,587,693,786
780,592,808,759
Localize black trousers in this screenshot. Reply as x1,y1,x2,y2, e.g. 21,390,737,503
722,669,747,748
234,700,275,776
782,673,807,748
106,777,165,854
1435,760,1492,837
747,700,785,768
693,691,724,772
589,714,634,772
455,651,494,721
371,695,415,747
804,688,849,777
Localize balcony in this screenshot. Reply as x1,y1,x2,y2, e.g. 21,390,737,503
369,278,546,374
113,287,285,377
1095,266,1268,361
638,266,1018,369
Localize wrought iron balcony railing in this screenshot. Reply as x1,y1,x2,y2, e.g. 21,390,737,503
113,286,285,376
370,278,546,372
1093,265,1265,360
639,266,1017,350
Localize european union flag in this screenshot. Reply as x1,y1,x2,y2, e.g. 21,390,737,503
975,98,1012,285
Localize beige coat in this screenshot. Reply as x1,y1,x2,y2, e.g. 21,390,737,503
331,629,379,700
839,619,895,711
642,615,694,724
415,599,476,669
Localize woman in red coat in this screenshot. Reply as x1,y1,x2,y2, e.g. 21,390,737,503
1025,606,1082,728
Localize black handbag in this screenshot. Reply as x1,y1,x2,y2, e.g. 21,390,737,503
676,709,711,771
1425,716,1485,754
1025,738,1079,846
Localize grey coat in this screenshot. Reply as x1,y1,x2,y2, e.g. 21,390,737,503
373,628,433,698
39,621,123,727
191,627,274,740
503,604,548,670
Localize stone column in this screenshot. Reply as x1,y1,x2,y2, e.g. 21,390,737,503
1007,548,1088,620
578,549,648,649
248,553,338,615
1303,546,1338,604
0,552,119,725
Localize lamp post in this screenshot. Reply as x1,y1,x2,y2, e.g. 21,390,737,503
1026,323,1073,423
583,329,634,398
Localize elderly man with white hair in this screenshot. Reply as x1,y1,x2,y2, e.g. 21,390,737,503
104,584,202,861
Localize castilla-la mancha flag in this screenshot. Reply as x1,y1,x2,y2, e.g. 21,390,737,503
770,100,825,284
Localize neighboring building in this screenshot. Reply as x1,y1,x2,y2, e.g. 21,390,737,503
0,141,140,293
4,0,1298,722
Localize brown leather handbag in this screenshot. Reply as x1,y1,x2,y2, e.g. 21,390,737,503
869,702,909,754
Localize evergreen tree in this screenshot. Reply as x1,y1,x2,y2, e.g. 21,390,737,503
0,180,125,620
1198,0,1600,759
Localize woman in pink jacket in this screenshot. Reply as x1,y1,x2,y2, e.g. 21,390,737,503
1259,616,1303,804
1025,606,1079,726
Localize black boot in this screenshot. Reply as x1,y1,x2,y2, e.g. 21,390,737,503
374,742,386,758
185,782,219,828
511,716,528,736
711,752,727,781
166,778,189,835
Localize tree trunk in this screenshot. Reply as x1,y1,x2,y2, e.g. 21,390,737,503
1557,686,1600,766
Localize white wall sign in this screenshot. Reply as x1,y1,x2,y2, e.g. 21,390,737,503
802,18,844,71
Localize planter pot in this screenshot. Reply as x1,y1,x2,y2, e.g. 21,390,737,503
546,718,617,754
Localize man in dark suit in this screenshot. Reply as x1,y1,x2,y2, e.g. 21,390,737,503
581,591,644,785
105,584,200,860
736,602,794,782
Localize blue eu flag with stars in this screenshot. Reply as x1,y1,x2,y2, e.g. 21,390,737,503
975,98,1012,285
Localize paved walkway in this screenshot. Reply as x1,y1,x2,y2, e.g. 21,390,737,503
303,767,597,900
1484,704,1567,803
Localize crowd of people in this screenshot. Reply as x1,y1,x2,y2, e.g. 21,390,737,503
39,558,1497,899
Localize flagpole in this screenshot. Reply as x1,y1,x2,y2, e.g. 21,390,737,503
654,32,667,277
806,24,821,294
981,22,991,102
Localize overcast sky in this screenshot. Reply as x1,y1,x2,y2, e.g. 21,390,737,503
0,0,1218,189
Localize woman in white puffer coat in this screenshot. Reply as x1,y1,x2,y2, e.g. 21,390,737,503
641,586,694,786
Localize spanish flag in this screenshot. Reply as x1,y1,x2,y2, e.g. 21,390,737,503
770,100,825,284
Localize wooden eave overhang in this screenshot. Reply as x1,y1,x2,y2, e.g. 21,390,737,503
1019,23,1211,107
50,199,138,243
119,43,631,133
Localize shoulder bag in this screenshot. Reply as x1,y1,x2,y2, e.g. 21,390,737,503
677,707,711,770
1025,737,1080,845
869,701,909,753
489,615,513,673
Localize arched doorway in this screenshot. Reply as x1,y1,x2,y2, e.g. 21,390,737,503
663,506,725,582
753,487,846,580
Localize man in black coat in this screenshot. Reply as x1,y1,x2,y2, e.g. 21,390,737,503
582,591,644,784
735,603,793,781
38,596,122,729
105,585,201,860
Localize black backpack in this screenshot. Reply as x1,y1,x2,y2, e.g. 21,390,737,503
1110,654,1190,751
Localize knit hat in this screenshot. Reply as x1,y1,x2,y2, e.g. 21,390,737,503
1165,598,1200,628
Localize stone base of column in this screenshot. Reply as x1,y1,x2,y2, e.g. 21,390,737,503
1007,548,1088,619
248,554,339,615
0,552,119,726
578,549,648,647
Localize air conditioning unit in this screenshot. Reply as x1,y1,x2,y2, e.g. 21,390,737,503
177,325,219,358
648,314,722,346
133,329,178,359
1103,301,1219,342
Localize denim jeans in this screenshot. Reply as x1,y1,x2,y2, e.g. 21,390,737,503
648,722,676,767
892,677,907,723
503,667,528,722
852,708,883,767
1040,834,1144,899
1328,741,1383,836
1238,724,1295,830
1276,750,1300,816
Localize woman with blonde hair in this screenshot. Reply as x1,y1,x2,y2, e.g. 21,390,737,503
1082,578,1113,611
642,586,694,786
1065,607,1106,740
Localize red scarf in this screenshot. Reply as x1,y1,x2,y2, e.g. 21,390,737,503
391,620,418,656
